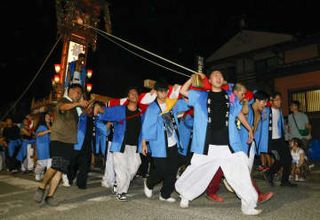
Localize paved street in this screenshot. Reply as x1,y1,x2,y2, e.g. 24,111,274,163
0,165,320,220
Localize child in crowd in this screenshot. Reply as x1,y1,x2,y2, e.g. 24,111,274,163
290,138,309,181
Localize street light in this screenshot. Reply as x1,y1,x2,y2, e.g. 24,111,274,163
87,69,93,79
86,83,93,92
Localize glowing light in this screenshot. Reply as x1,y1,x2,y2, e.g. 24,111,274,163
54,75,60,83
86,83,93,92
87,69,93,78
54,64,61,73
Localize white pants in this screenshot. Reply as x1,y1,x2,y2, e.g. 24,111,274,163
175,145,258,211
102,141,116,188
34,159,52,176
113,145,141,194
247,142,256,173
21,144,34,172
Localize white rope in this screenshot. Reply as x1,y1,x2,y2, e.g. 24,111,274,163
82,23,197,75
1,35,62,121
96,31,191,78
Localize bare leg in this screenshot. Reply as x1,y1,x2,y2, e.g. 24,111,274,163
38,168,57,189
47,171,62,197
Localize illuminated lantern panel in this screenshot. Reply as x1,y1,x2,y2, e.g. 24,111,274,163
54,64,61,73
87,69,93,78
86,83,93,92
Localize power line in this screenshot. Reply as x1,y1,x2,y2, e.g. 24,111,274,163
96,31,191,78
83,24,197,75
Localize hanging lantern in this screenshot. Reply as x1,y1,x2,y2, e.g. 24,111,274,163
87,69,93,78
51,78,56,86
86,83,93,92
54,75,60,83
54,64,61,73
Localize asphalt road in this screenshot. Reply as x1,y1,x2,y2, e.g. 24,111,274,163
0,164,320,220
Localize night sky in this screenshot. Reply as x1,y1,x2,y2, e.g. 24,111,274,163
1,0,319,119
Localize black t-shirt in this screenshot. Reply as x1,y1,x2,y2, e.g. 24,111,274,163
3,126,21,141
205,91,229,146
125,107,141,145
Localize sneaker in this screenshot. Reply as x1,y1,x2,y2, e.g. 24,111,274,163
33,188,45,203
180,196,189,208
45,196,59,206
35,174,42,182
144,179,152,198
10,169,18,174
206,193,224,203
159,195,176,203
262,167,270,172
62,181,71,187
297,177,306,182
242,208,262,216
116,193,128,202
258,192,274,203
223,178,234,192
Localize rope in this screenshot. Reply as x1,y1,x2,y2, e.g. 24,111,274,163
82,23,197,75
96,31,191,78
1,35,62,121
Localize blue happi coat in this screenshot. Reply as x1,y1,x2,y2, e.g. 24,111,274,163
94,114,110,155
35,125,51,160
256,107,285,154
74,114,88,151
187,90,243,154
142,99,189,158
178,114,194,156
100,105,142,153
16,138,35,162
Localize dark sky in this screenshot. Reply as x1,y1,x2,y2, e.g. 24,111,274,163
1,0,319,118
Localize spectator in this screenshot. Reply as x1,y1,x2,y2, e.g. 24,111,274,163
289,138,310,182
2,117,21,173
288,101,312,152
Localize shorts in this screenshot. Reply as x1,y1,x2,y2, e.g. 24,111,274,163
50,141,74,174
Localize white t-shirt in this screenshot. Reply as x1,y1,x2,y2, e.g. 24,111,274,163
159,103,177,147
72,71,81,84
291,147,304,164
272,108,281,139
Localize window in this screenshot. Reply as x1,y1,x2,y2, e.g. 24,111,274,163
255,57,280,74
290,89,320,112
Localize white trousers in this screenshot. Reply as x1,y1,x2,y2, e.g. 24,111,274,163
102,141,116,188
113,145,141,194
34,159,52,175
247,142,256,173
175,145,258,211
21,144,34,171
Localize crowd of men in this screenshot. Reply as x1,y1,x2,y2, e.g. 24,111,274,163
0,69,314,216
